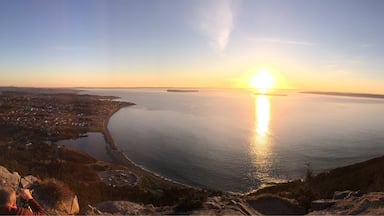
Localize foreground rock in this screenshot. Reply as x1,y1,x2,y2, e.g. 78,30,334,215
84,201,172,215
0,166,79,215
247,194,306,215
190,195,260,215
83,195,262,215
309,192,384,215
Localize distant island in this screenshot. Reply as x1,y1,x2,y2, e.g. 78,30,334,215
167,89,199,93
301,91,384,99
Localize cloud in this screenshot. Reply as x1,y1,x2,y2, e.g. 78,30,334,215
54,46,86,51
359,43,372,48
257,37,315,46
193,0,236,52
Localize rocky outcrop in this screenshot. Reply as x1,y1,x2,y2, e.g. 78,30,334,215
0,166,38,189
190,196,260,215
5,164,384,215
55,195,80,215
83,195,262,215
247,194,306,215
309,192,384,215
0,165,79,215
83,201,173,215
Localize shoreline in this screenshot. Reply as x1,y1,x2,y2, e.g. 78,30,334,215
100,102,196,189
101,102,140,168
301,91,384,99
97,95,291,193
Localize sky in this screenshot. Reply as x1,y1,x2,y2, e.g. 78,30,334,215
0,0,383,93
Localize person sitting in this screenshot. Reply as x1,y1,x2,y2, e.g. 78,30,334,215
0,187,45,215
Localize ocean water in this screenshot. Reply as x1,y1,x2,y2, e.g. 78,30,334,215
82,88,384,192
56,132,113,162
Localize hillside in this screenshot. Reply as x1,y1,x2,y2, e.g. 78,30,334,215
2,144,384,214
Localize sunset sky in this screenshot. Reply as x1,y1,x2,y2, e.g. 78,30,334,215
1,0,383,93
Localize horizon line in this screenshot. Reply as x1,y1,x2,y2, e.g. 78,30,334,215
1,85,384,96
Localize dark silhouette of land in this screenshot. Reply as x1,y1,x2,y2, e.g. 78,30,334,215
167,89,199,93
0,90,133,142
302,91,384,99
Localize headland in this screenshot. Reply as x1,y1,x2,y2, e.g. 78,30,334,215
301,91,384,99
0,87,211,212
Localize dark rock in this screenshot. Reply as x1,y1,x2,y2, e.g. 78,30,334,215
333,190,363,200
247,194,306,215
311,199,336,211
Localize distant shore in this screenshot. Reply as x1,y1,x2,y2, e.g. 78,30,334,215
167,89,199,93
100,100,190,188
301,91,384,99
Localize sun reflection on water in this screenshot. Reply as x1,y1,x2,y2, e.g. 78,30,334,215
249,95,273,184
255,95,270,140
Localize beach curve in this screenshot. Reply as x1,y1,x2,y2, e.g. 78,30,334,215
100,99,195,189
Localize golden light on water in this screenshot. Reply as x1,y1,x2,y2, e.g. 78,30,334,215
250,95,272,182
255,95,270,138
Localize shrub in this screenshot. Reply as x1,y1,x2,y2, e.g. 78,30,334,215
34,178,75,208
174,198,203,213
305,163,314,184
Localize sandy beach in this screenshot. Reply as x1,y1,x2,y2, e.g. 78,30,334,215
101,101,143,167
100,101,190,189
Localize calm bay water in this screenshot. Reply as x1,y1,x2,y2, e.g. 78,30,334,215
83,88,384,192
56,132,113,162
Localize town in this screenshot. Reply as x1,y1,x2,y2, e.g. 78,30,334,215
0,90,133,146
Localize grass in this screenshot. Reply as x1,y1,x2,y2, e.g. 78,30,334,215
0,91,214,213
0,142,214,211
34,178,75,208
3,140,384,214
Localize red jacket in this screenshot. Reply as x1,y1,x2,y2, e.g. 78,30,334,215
0,199,45,215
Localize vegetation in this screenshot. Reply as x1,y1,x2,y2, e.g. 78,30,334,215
34,178,75,208
251,157,384,211
2,89,384,214
2,134,384,214
173,188,208,213
0,90,214,212
0,143,214,210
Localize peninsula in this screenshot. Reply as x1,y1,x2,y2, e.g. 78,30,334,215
0,89,133,143
0,88,214,212
301,91,384,99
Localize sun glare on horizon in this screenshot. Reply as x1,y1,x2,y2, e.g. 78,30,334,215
250,70,274,93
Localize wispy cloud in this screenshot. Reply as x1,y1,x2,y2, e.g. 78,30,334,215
257,37,315,46
359,43,373,48
54,46,86,51
193,0,236,52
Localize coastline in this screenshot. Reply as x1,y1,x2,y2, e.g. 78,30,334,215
100,101,195,189
101,104,127,151
301,91,384,99
101,102,139,168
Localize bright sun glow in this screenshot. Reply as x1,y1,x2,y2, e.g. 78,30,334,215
250,70,274,93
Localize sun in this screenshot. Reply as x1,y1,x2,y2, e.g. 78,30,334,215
250,70,274,93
